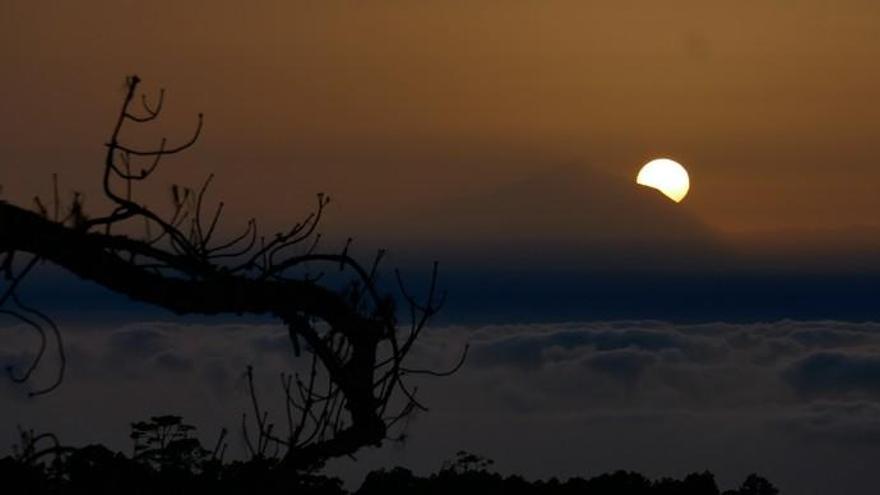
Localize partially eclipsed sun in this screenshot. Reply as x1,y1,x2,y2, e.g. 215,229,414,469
636,158,690,203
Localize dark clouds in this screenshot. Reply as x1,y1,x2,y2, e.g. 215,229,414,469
4,319,880,494
396,320,880,494
784,352,880,399
108,327,170,358
585,349,658,385
772,401,880,444
457,320,880,406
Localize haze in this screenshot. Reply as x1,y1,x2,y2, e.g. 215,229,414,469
3,1,880,263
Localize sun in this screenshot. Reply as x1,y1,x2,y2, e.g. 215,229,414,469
636,158,690,202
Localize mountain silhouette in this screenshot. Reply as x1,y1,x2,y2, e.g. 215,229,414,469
375,163,728,272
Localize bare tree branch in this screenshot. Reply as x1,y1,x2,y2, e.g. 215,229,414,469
0,75,466,471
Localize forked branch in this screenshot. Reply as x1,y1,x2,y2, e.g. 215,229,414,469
0,75,465,470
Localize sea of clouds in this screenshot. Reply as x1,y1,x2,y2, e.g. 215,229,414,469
4,319,880,494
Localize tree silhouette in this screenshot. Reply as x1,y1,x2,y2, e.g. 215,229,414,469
729,474,779,495
0,76,466,471
129,415,219,471
2,430,779,495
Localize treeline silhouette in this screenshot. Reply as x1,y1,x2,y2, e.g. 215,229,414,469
2,416,778,495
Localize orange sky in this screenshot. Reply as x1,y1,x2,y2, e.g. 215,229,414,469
2,1,880,261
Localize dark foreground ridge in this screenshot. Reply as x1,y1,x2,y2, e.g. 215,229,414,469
3,417,778,495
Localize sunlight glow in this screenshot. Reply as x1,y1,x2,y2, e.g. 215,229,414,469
636,158,690,202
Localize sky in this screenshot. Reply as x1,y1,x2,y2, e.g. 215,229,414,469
4,1,880,241
2,1,880,493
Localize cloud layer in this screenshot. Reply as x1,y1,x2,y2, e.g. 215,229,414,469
4,319,880,494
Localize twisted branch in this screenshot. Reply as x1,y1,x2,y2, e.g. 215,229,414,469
0,75,466,470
